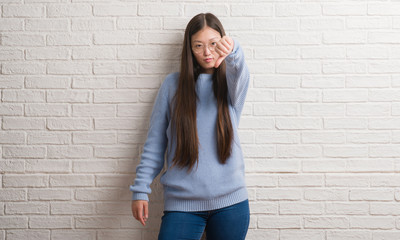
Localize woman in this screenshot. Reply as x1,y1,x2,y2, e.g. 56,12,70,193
130,12,251,240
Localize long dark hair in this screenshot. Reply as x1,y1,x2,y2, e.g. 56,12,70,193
169,13,234,172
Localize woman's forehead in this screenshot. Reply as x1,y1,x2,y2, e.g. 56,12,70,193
191,27,221,42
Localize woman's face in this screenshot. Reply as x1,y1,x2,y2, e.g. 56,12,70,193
191,26,222,74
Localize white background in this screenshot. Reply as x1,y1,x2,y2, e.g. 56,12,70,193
1,1,400,240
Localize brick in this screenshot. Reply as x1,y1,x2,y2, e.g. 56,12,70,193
3,175,48,187
327,230,371,240
325,174,370,187
5,202,48,214
51,202,95,214
0,217,28,229
75,216,120,228
28,189,71,201
279,202,324,215
255,102,298,116
72,19,114,31
3,146,46,159
325,62,367,75
72,77,115,89
75,189,122,201
3,4,44,17
93,4,137,16
132,230,161,240
138,3,181,16
349,189,393,201
47,33,91,46
305,189,348,201
253,159,299,173
117,77,160,88
347,17,391,29
117,17,162,30
94,32,137,45
246,175,277,187
95,118,145,130
1,34,45,46
26,48,70,60
2,90,45,102
47,90,90,103
258,217,301,229
72,47,116,60
370,203,400,215
51,231,95,240
256,188,301,201
326,202,369,215
47,62,92,75
0,160,25,172
368,3,400,15
373,232,400,240
50,174,94,187
27,132,70,145
47,146,92,159
0,189,26,201
47,118,91,130
73,132,116,144
0,76,24,88
0,132,25,144
94,90,138,103
6,230,50,240
95,174,132,187
0,104,23,116
138,32,183,44
3,62,46,74
0,19,23,31
26,159,70,173
231,4,272,17
29,217,72,229
305,217,349,229
26,19,69,31
280,230,324,240
184,4,228,17
276,3,321,17
246,229,279,240
25,104,69,117
25,76,70,89
94,146,137,158
73,104,116,117
73,160,118,173
47,4,92,17
3,117,45,130
279,175,323,187
350,217,394,229
249,202,277,214
93,62,136,75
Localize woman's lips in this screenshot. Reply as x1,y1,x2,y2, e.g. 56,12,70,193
204,58,213,63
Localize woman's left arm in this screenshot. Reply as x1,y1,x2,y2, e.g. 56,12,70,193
224,38,250,116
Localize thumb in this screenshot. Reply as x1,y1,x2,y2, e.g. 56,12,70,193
143,202,149,219
214,56,225,68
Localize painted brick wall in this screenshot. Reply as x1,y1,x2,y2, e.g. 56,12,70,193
1,1,400,240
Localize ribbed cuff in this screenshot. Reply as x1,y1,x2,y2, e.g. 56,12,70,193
132,192,149,201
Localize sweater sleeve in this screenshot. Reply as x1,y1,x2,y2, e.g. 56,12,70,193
224,38,250,118
129,79,169,201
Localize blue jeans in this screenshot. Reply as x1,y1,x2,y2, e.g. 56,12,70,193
158,199,250,240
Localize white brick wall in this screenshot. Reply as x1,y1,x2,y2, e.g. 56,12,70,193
1,1,400,240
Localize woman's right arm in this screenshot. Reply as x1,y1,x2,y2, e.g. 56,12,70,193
129,78,170,222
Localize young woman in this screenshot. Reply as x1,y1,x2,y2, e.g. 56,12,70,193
130,13,251,240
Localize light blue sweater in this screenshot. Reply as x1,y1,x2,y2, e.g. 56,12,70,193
129,38,250,211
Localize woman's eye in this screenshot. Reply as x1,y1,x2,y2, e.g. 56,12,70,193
211,42,217,45
196,45,202,48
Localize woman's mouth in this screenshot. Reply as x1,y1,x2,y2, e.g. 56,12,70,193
204,58,213,63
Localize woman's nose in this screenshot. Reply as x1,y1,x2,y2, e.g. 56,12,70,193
203,46,211,55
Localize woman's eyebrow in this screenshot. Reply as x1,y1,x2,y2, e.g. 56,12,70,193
193,37,219,43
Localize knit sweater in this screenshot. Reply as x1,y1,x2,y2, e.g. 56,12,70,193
129,38,250,212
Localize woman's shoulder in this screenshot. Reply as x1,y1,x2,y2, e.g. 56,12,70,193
161,72,180,89
159,72,179,98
